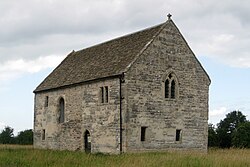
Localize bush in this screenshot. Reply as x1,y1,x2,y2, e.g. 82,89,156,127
0,127,33,145
232,122,250,148
16,129,33,145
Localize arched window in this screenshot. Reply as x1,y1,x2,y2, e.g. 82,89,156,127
165,79,169,98
164,73,178,99
59,98,65,123
171,80,175,98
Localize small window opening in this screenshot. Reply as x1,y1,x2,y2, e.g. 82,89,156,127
100,86,109,103
141,127,147,141
100,87,104,103
42,129,45,140
176,129,181,141
59,98,65,123
105,86,109,103
45,96,49,107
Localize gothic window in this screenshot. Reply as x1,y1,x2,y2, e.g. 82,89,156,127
59,98,65,123
171,80,175,98
165,80,169,98
164,73,178,99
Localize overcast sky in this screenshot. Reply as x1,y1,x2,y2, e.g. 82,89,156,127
0,0,250,134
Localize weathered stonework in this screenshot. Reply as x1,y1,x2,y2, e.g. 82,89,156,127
124,23,209,152
34,78,121,154
34,18,210,154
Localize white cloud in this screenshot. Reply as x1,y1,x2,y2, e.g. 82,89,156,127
209,107,228,124
1,0,250,69
210,107,227,117
193,31,250,68
0,55,65,82
0,122,6,131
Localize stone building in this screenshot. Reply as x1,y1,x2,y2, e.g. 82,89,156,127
33,16,210,154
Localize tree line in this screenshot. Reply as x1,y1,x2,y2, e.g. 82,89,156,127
1,111,249,147
208,110,250,148
0,126,33,145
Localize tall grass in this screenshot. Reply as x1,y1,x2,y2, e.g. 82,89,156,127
0,145,249,167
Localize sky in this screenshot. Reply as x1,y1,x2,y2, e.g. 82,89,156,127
0,0,250,134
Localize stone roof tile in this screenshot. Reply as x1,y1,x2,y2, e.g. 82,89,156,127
34,23,165,92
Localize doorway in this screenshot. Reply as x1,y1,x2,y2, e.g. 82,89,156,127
84,130,91,153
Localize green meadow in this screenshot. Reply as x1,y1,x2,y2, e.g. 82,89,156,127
0,145,249,167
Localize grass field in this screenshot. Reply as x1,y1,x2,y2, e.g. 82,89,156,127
0,145,249,167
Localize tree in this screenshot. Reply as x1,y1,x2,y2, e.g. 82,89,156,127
216,111,247,148
16,129,33,145
232,121,250,148
0,126,14,144
208,123,218,147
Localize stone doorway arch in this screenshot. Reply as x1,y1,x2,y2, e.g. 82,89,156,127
84,130,91,153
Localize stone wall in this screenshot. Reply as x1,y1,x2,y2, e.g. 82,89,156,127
34,77,121,154
124,21,210,152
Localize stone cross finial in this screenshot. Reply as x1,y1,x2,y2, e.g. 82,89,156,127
167,13,172,20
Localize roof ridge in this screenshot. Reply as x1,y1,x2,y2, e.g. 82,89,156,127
75,22,165,54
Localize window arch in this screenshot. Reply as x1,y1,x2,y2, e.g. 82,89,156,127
59,98,65,123
164,73,178,99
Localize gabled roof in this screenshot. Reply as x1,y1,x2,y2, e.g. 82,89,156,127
34,22,165,92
